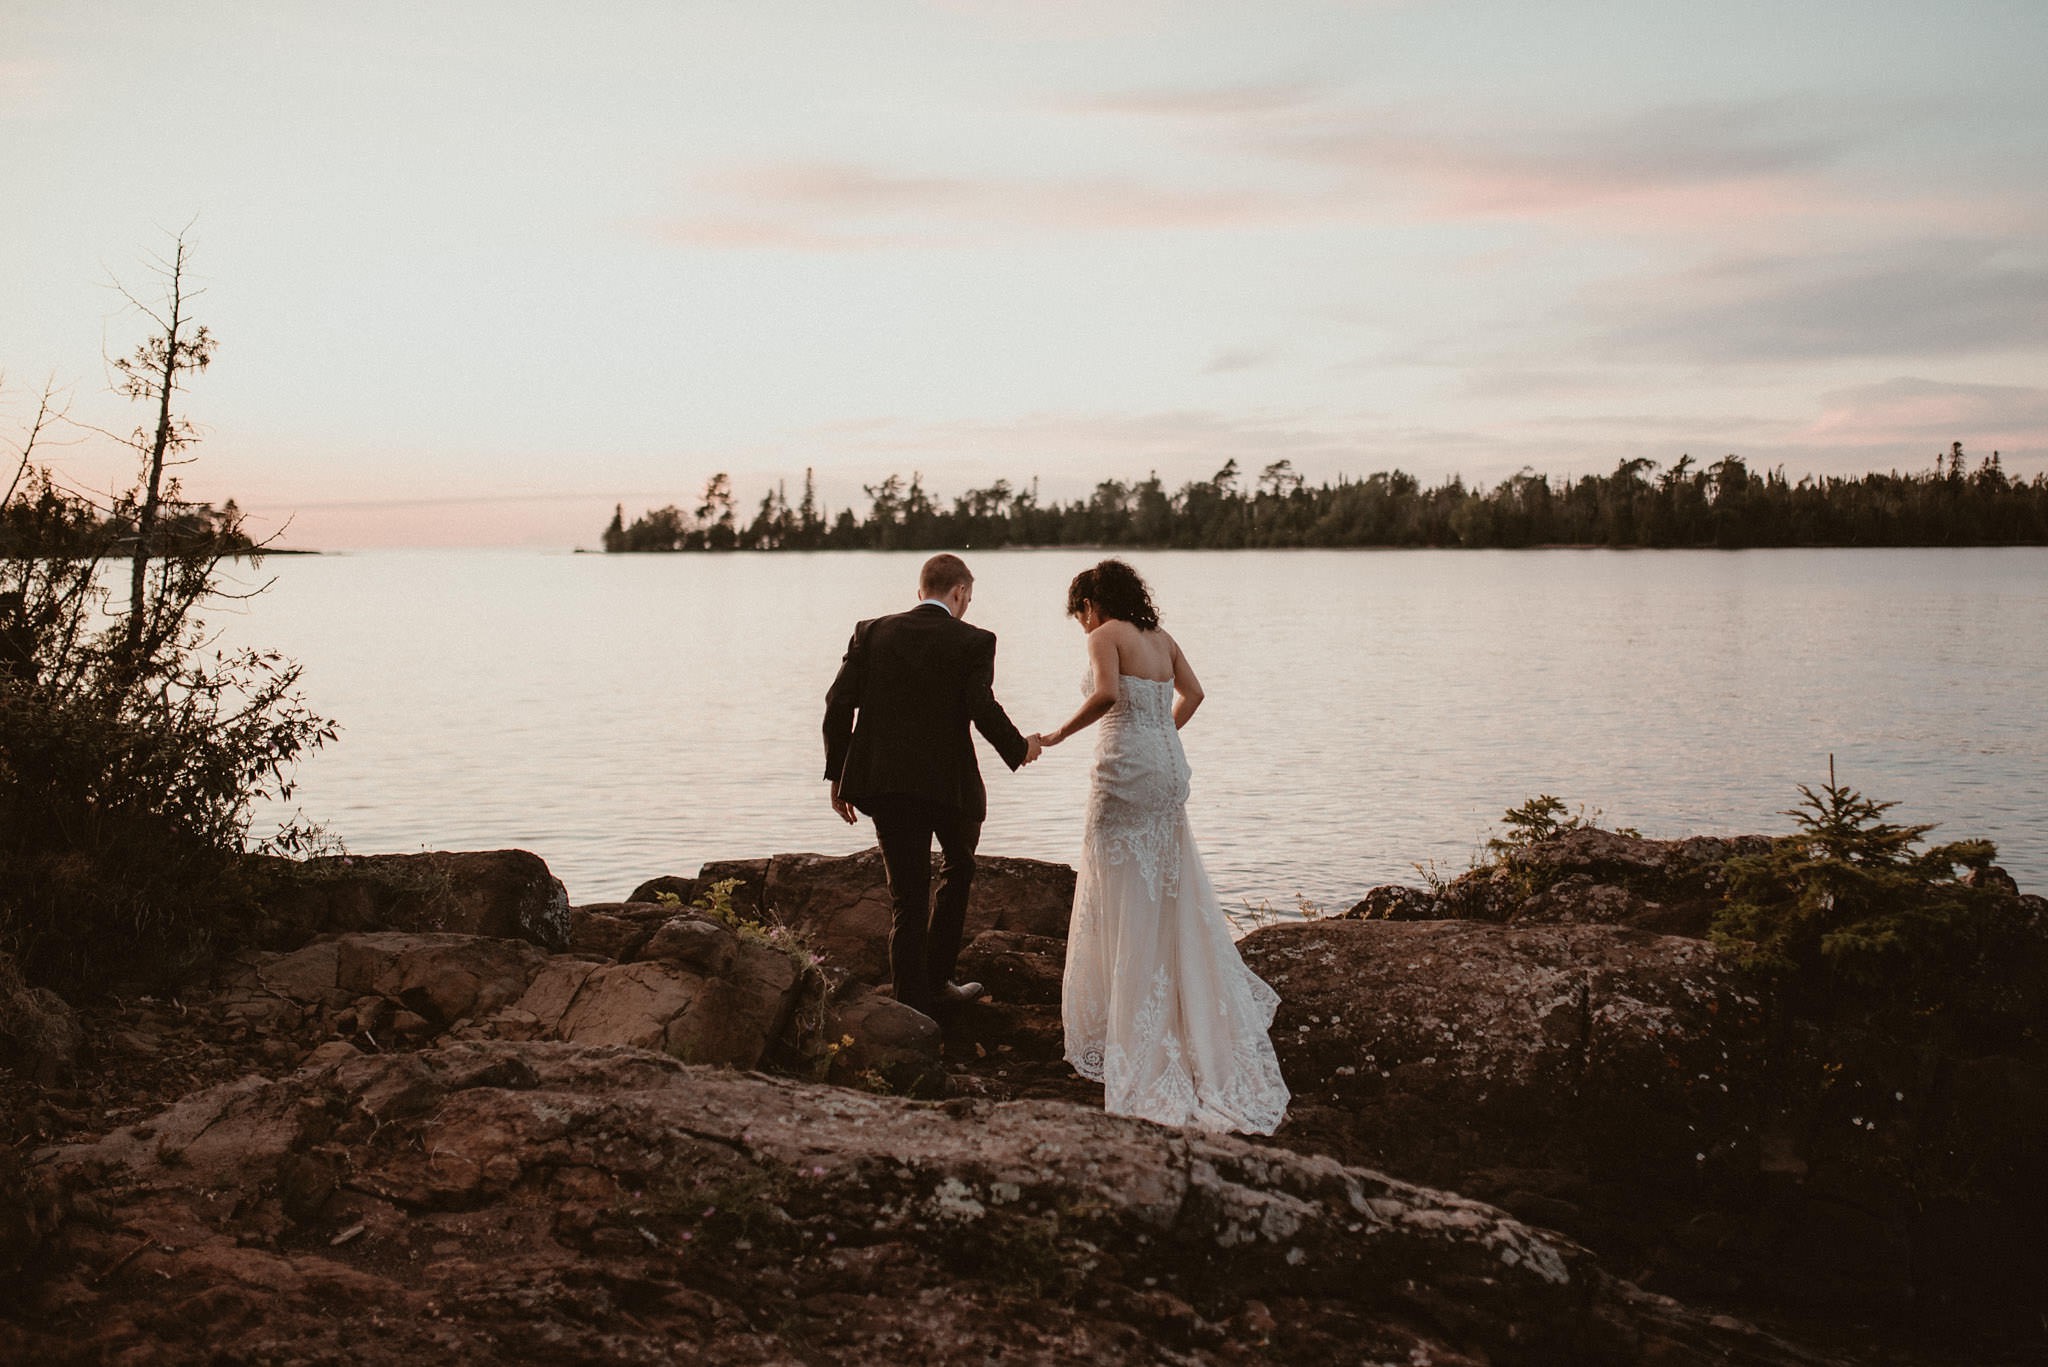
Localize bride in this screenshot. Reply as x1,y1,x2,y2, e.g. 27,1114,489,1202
1033,560,1290,1135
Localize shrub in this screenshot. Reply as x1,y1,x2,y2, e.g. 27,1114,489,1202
1710,769,2039,1033
0,250,333,991
1486,795,1634,855
1487,794,1583,851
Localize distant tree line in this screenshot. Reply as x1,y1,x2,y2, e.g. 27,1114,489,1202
601,444,2048,553
0,484,257,558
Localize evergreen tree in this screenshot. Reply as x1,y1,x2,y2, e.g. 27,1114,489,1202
796,468,823,548
696,473,737,550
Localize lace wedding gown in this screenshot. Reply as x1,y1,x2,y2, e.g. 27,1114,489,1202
1062,670,1291,1134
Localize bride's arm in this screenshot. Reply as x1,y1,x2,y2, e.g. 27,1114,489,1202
1040,628,1121,747
1170,636,1204,729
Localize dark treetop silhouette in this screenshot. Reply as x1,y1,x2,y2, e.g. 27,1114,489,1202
604,447,2048,553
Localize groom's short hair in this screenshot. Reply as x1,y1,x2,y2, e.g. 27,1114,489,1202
920,554,973,596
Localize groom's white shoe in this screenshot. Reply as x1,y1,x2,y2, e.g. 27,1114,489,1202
934,980,987,1008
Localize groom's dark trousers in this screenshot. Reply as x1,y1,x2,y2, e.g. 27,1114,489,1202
867,795,980,1016
823,602,1029,1016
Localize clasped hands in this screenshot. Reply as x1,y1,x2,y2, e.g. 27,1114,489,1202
828,728,1063,823
1017,731,1063,767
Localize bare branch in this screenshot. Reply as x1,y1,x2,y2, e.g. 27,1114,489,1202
4,375,70,509
104,274,171,333
55,413,150,453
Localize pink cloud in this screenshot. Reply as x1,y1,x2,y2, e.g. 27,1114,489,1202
655,215,937,253
1067,87,2029,239
653,95,2018,253
1803,377,2048,451
706,163,969,209
655,160,1329,250
0,58,61,117
920,0,1174,41
1062,79,1325,120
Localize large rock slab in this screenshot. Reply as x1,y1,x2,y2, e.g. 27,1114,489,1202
566,899,678,960
1244,917,2048,1338
12,1041,1836,1366
548,940,798,1069
333,932,553,1027
249,850,571,951
1348,829,1771,936
1247,920,1763,1205
631,849,1076,984
235,915,808,1073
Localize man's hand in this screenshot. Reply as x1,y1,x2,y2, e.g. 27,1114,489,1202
829,780,858,824
1023,734,1043,766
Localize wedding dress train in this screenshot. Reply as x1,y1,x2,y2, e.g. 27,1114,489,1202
1061,671,1290,1134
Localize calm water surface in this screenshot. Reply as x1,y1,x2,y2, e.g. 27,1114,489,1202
215,548,2048,910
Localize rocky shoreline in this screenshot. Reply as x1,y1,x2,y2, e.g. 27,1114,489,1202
3,833,2043,1365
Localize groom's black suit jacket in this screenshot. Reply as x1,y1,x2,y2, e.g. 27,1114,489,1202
823,602,1030,822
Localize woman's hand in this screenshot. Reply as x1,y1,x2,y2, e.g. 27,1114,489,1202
1034,730,1064,748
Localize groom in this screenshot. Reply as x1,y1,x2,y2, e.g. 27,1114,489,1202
823,553,1040,1018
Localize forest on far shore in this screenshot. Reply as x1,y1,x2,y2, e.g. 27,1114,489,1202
601,444,2048,553
0,487,258,558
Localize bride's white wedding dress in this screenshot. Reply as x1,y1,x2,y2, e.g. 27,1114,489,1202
1061,669,1290,1134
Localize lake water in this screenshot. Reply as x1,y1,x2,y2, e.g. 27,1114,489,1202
213,547,2048,911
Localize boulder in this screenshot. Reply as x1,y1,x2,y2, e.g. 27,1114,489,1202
0,1142,62,1280
1245,919,1764,1223
1346,829,1771,936
622,875,701,906
332,933,553,1027
0,952,81,1085
640,915,740,977
566,900,675,960
244,938,351,1009
957,929,1067,1005
248,849,571,951
1243,917,2048,1335
235,912,809,1074
548,938,799,1070
632,850,1076,984
552,962,704,1052
824,986,944,1095
15,1040,1837,1366
1346,884,1438,921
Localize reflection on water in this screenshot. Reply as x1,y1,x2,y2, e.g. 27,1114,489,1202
213,547,2048,908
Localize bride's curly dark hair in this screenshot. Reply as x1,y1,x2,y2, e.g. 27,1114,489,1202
1067,559,1161,631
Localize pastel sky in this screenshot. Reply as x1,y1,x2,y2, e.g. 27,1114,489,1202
4,0,2045,548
